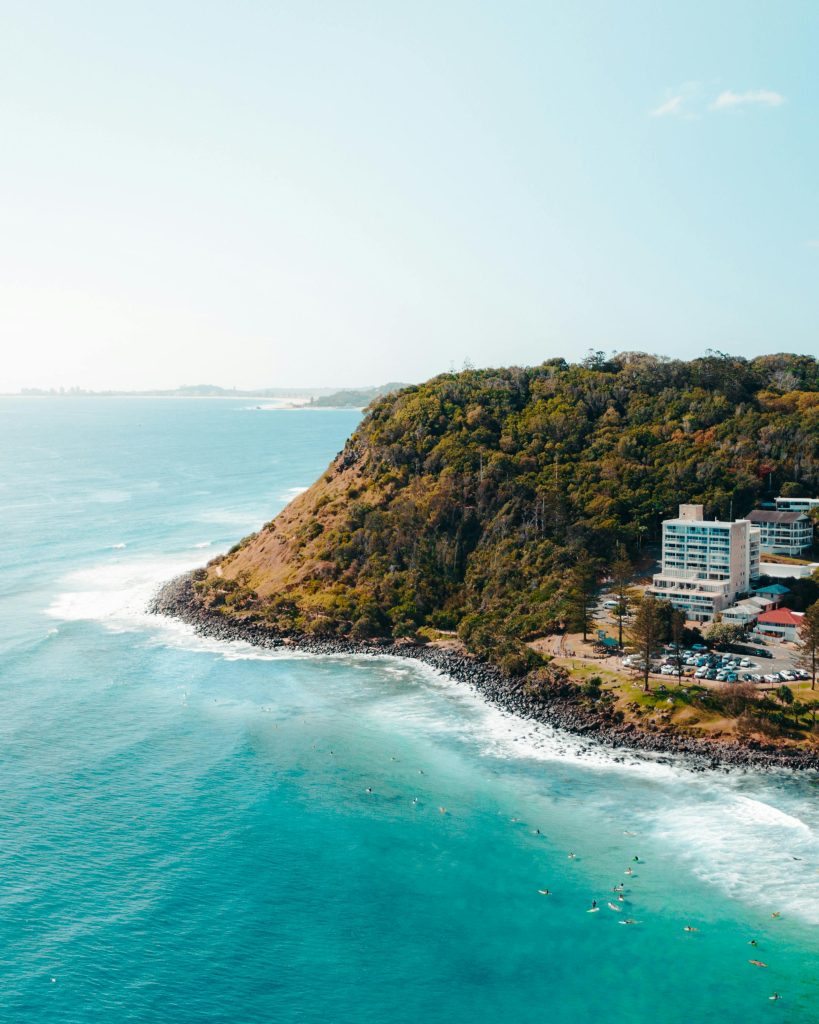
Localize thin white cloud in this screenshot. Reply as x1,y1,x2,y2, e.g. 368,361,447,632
650,95,686,118
650,82,701,119
710,89,785,110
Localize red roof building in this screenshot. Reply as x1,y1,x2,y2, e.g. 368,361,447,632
755,607,805,640
757,608,804,626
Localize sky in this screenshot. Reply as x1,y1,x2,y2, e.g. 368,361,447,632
0,1,817,391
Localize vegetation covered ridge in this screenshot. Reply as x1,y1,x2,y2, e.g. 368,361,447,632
193,351,818,668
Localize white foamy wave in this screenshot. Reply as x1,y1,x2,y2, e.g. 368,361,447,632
653,789,819,924
46,555,206,633
46,553,320,660
279,486,308,502
364,655,683,781
112,542,127,550
193,541,212,549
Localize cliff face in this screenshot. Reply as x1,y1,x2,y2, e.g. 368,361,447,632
192,353,818,660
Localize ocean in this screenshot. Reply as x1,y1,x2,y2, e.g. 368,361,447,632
1,397,817,1023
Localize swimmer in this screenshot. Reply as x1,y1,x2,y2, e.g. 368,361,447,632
749,940,758,948
683,926,698,933
568,852,577,860
771,912,781,919
365,788,373,794
769,993,780,1001
625,868,633,876
537,889,552,896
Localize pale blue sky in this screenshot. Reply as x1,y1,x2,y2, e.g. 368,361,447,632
1,1,816,390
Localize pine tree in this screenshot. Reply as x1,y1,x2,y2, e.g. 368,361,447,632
796,601,819,690
563,555,600,641
626,594,667,692
669,608,687,686
610,544,636,647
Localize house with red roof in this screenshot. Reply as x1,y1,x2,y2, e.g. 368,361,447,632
754,607,805,642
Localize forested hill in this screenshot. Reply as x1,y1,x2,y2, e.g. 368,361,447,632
193,352,819,665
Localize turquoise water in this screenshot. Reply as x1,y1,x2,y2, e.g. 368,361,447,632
1,398,818,1024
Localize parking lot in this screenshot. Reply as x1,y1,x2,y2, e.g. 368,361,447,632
594,600,808,689
622,642,810,688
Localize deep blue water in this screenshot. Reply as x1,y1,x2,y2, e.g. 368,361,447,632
1,397,817,1024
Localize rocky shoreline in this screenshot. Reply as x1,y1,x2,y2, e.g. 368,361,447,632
150,573,819,773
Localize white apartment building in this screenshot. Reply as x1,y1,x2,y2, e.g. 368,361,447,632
775,496,819,514
747,510,813,557
648,504,760,622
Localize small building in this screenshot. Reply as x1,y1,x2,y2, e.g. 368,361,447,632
754,607,805,642
721,596,774,627
775,496,819,514
747,510,813,557
752,583,790,607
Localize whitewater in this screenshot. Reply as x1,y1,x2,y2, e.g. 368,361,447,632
1,396,817,1023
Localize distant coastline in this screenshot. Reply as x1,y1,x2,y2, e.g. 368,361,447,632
3,381,408,410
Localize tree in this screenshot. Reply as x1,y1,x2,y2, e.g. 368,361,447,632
776,684,794,709
796,601,819,690
610,544,637,647
564,554,600,641
705,620,747,648
669,608,687,687
627,594,668,692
